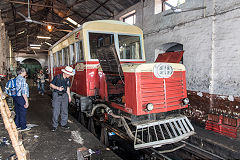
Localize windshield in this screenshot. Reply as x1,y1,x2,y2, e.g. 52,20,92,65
118,35,142,60
88,32,143,60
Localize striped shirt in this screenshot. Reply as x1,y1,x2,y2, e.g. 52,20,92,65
16,75,29,97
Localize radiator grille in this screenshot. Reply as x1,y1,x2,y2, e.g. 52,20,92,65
140,71,185,110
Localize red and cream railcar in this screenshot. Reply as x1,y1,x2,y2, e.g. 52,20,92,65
48,20,194,150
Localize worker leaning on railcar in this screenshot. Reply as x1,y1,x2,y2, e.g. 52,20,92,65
49,66,75,132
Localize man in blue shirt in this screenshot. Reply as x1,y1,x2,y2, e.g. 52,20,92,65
14,67,30,131
50,66,75,132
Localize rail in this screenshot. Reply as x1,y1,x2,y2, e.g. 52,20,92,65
92,117,225,160
0,87,29,160
93,117,172,160
182,140,225,160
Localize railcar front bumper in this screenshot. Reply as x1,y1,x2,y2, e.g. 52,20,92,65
133,115,195,150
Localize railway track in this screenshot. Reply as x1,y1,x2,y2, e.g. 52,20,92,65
92,117,225,160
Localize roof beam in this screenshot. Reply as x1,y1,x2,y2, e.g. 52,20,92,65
9,1,62,9
56,0,89,22
93,0,113,15
80,0,111,24
10,2,17,47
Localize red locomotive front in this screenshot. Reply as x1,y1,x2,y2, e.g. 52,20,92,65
97,62,188,116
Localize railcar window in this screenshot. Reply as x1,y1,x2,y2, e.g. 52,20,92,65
57,51,62,66
63,47,70,66
89,33,114,59
53,52,57,67
118,35,142,60
76,41,84,61
70,44,76,64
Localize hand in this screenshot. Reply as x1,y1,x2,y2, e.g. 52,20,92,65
24,102,29,108
68,96,71,103
58,86,64,91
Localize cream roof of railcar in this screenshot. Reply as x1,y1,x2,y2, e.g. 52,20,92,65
49,20,143,54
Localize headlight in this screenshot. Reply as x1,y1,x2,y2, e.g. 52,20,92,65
153,64,173,78
146,103,154,111
182,98,189,105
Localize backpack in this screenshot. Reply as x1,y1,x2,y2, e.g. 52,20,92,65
5,78,19,97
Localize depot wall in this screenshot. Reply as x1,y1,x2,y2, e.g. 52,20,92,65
114,0,240,124
14,53,48,67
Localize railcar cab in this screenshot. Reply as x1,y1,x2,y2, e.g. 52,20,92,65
87,31,145,104
81,21,146,107
48,20,146,109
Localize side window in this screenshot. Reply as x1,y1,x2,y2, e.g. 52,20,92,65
62,49,65,65
76,41,84,61
89,33,114,59
58,51,62,66
53,52,57,67
70,44,76,64
163,0,185,11
120,10,136,25
118,35,142,60
63,47,70,66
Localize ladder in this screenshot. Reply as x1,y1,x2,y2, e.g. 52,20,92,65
134,115,195,150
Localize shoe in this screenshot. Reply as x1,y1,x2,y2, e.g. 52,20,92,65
41,93,44,96
51,127,57,132
61,125,70,129
19,127,31,132
17,127,21,130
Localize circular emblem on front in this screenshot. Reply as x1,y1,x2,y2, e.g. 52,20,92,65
153,64,173,78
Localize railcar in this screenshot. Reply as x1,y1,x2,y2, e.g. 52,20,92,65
48,20,195,150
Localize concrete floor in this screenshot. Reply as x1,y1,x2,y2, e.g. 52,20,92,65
189,124,240,159
0,81,121,160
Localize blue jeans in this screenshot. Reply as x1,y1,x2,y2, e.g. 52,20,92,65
13,96,27,129
38,82,45,94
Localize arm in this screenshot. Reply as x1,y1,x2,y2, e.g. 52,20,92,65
23,94,29,108
50,75,64,91
21,79,29,108
67,87,71,103
50,83,64,91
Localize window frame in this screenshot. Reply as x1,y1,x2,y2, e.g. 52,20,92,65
123,13,136,25
53,52,57,67
162,0,186,12
57,50,63,67
69,43,76,65
117,33,144,61
75,40,85,63
62,47,70,66
86,30,144,62
86,31,116,61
